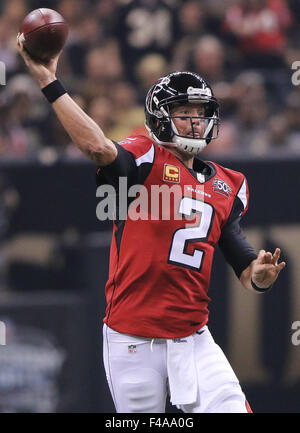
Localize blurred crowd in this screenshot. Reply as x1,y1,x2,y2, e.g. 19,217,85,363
0,0,299,161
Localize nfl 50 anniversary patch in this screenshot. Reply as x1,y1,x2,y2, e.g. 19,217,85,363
212,178,232,197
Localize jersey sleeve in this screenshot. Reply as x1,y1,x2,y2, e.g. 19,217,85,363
96,136,155,190
226,175,250,226
218,175,257,278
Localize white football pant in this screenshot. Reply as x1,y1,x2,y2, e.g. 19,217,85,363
103,324,251,413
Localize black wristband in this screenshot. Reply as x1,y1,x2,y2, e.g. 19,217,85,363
42,79,67,103
251,279,273,293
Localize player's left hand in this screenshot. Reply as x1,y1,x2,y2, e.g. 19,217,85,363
251,248,286,289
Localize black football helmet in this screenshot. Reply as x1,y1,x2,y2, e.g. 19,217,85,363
145,71,219,155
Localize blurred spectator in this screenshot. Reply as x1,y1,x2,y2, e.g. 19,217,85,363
135,53,168,102
57,0,85,28
0,175,19,289
95,0,119,36
287,0,300,50
249,89,300,156
234,70,267,103
64,11,104,78
224,0,293,69
233,71,270,155
80,42,123,102
0,74,49,158
192,36,227,85
115,0,180,84
1,0,27,28
87,96,114,136
203,71,270,156
109,81,145,141
171,1,206,71
265,114,290,151
201,120,239,157
1,92,33,158
0,0,29,79
59,0,104,78
285,90,300,152
189,35,240,118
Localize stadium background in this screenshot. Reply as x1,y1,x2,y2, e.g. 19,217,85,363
0,0,299,413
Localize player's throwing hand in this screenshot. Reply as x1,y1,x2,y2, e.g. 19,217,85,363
17,32,61,88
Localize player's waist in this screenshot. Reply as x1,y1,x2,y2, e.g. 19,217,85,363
103,321,208,340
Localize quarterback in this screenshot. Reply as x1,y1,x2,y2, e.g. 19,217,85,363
17,36,286,413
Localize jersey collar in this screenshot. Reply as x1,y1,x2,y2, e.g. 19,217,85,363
188,158,216,184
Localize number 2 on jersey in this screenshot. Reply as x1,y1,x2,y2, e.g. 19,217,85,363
168,197,214,271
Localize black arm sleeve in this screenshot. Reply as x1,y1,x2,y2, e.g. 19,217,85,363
218,217,257,279
96,141,154,191
96,142,138,190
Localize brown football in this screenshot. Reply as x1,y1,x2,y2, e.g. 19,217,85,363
19,8,68,63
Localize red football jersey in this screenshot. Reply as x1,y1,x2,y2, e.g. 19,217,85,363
97,135,251,338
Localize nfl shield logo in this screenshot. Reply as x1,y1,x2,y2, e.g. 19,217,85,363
128,345,137,354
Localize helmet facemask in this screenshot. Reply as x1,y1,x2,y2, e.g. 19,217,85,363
162,101,219,155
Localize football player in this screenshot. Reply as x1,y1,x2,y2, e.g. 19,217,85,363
17,37,286,413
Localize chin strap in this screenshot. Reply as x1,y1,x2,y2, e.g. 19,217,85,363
171,120,208,155
172,135,207,155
